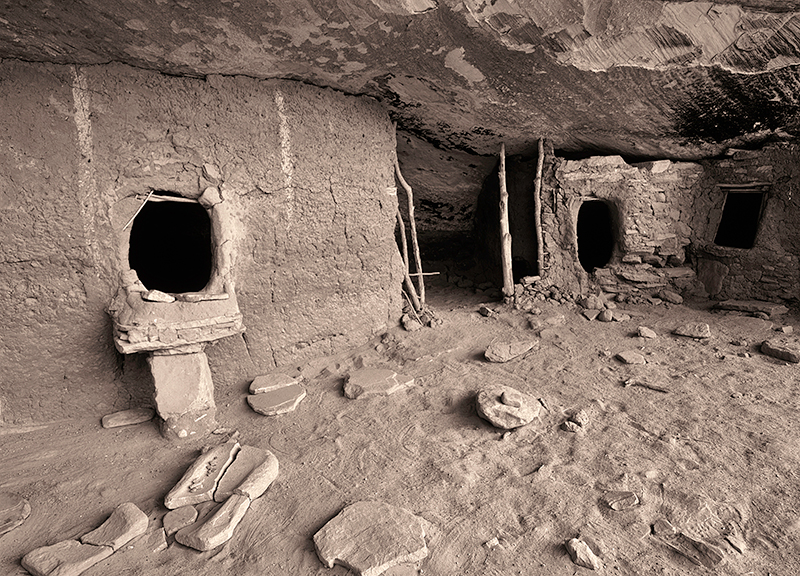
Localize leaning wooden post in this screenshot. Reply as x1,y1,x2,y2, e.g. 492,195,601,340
393,123,426,307
499,143,514,299
396,209,422,313
533,137,545,276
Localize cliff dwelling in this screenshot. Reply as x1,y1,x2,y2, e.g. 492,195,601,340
2,1,800,575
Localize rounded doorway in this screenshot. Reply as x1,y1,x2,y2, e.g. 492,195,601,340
577,200,615,273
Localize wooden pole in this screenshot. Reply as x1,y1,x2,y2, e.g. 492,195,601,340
499,143,514,299
396,209,422,312
393,124,425,307
533,137,545,276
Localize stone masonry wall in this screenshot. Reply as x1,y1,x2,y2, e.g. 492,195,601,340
0,60,402,424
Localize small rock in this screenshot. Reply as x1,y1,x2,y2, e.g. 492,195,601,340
673,323,711,339
247,384,306,416
234,451,279,500
164,440,240,509
565,538,602,570
616,350,646,365
484,340,537,363
658,290,683,304
81,502,149,551
0,492,31,537
570,409,590,427
175,493,251,552
343,369,415,399
561,420,582,433
778,325,794,334
22,540,114,576
202,163,222,184
478,305,498,318
638,326,657,339
582,309,601,321
613,313,631,322
484,536,500,549
476,385,539,429
761,337,800,363
163,506,198,537
313,501,428,576
101,407,155,429
142,289,175,303
601,491,640,511
401,314,422,331
598,309,614,322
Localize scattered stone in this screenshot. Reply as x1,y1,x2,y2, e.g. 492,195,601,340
233,450,279,500
175,493,251,552
247,384,306,416
101,408,155,429
570,409,590,427
561,420,582,433
713,299,788,318
601,491,640,511
343,369,415,399
672,323,711,339
580,295,604,310
476,385,540,429
164,440,240,509
313,501,428,576
478,305,498,318
0,492,31,536
658,289,683,304
638,326,657,339
401,314,422,331
484,536,500,549
659,531,725,568
81,502,149,551
141,289,175,303
778,325,794,334
761,337,800,363
646,297,663,306
582,309,601,321
484,340,537,363
565,538,602,570
215,446,274,502
616,350,646,365
597,309,613,322
21,540,114,576
613,313,631,322
202,163,222,184
163,506,198,537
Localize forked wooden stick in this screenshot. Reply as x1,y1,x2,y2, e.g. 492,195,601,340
396,209,422,312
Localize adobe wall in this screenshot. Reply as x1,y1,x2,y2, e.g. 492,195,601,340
0,60,402,424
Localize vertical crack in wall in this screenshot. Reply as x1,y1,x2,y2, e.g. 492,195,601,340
71,65,101,276
274,89,294,229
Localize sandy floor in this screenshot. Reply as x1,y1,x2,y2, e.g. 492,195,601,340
2,282,800,575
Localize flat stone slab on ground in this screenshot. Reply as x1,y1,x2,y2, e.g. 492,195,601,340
247,383,306,416
484,340,537,363
101,408,155,428
175,493,251,552
761,337,800,363
234,450,279,500
249,372,302,394
313,501,428,576
81,502,148,551
344,369,415,399
215,445,277,502
714,300,788,318
0,491,31,536
476,385,540,429
601,491,640,511
164,440,240,509
673,323,711,339
21,540,114,576
638,326,657,339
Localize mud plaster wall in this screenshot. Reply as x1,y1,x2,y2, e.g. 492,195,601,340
0,60,402,425
692,144,800,301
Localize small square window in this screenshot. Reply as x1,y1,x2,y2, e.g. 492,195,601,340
714,185,768,249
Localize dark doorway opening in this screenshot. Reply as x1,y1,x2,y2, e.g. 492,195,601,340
714,191,765,249
128,195,213,293
577,200,614,273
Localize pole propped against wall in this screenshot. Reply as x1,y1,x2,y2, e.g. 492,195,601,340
534,137,545,276
499,143,514,299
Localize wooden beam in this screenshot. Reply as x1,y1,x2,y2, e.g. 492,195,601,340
533,137,545,276
499,143,513,299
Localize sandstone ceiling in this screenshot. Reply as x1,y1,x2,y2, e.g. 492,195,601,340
2,0,800,161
